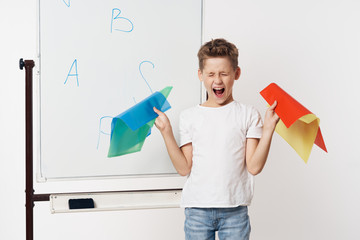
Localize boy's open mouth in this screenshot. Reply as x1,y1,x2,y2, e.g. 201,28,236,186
213,87,225,97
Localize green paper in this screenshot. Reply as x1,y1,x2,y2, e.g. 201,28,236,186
107,87,172,158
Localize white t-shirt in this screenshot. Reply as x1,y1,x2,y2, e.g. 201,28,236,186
179,101,263,208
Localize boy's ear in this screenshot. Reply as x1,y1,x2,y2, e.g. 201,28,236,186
235,67,241,80
198,69,203,81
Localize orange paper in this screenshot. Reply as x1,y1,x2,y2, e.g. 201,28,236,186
260,83,327,163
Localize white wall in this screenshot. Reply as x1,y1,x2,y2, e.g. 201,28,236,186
202,0,360,239
1,1,185,239
1,0,360,239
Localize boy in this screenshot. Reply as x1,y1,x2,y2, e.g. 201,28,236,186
153,38,279,240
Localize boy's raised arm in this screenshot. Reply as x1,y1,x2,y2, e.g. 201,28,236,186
153,107,193,176
246,101,280,175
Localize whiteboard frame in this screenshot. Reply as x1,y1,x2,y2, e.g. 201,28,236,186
35,0,204,187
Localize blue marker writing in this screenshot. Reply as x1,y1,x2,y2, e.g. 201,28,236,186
139,61,154,93
110,8,134,33
64,59,79,86
63,0,70,7
97,116,113,149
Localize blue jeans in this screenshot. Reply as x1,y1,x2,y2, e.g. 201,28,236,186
184,206,251,240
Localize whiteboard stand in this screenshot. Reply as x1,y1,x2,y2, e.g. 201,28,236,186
21,58,49,240
20,59,182,240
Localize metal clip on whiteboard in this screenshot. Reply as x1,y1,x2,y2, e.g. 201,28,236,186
19,58,25,70
50,190,182,213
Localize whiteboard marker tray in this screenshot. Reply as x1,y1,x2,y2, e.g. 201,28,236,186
50,190,182,213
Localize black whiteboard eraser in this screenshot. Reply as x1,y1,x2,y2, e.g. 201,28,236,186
68,198,95,210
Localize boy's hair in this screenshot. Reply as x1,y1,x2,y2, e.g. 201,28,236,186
197,38,239,71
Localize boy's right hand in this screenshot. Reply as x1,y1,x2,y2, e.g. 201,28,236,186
153,107,172,134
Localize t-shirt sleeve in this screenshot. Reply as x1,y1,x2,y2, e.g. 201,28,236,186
179,110,192,147
246,107,263,139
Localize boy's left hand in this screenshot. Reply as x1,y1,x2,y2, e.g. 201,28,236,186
263,101,280,132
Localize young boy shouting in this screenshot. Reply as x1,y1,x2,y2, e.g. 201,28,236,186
154,38,279,240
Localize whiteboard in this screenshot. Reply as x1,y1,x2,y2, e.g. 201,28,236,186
37,0,203,181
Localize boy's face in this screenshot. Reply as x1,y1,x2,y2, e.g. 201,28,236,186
198,57,240,107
